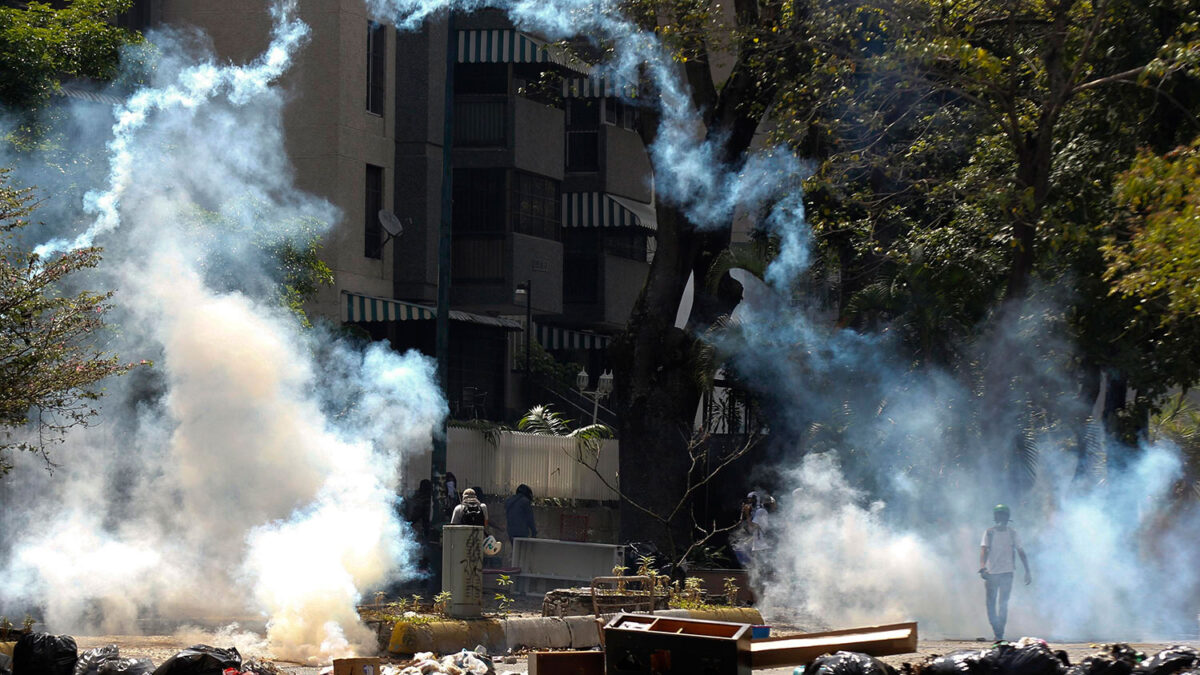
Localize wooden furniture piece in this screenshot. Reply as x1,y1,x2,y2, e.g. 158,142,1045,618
748,621,918,669
603,613,752,675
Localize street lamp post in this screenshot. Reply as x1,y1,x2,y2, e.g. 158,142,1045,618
514,280,532,406
576,368,614,425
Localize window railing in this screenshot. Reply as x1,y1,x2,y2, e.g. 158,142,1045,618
455,96,507,147
451,234,505,281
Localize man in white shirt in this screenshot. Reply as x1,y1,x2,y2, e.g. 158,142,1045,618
979,504,1031,641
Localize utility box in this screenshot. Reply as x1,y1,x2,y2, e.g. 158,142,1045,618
442,525,484,617
603,613,751,675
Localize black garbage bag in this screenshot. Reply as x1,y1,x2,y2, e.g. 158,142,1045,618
990,641,1066,675
76,646,121,675
98,659,154,675
1067,644,1145,675
13,632,78,675
919,650,992,675
150,646,240,675
1135,647,1199,675
807,651,897,675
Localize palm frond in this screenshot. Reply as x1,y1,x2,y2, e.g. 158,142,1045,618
518,404,572,436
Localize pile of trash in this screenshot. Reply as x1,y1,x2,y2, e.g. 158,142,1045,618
381,646,517,675
0,632,274,675
914,639,1199,675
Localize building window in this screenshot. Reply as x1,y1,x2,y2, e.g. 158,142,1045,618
511,172,559,240
365,164,383,259
116,0,153,31
366,21,386,115
565,99,600,172
453,169,507,283
453,169,507,234
564,230,600,304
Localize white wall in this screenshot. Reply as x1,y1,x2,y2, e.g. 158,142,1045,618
400,428,619,501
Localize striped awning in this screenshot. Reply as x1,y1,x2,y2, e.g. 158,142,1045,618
457,30,592,75
561,192,658,231
57,84,126,106
342,292,522,330
536,323,610,350
561,76,636,99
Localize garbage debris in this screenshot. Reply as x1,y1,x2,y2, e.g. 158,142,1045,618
1067,644,1145,675
151,645,240,675
13,632,78,675
1134,646,1198,675
1,652,12,675
75,645,154,675
920,649,993,675
386,648,495,675
806,651,897,675
77,645,121,675
990,639,1068,675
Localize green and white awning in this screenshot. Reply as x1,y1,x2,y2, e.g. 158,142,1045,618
342,292,522,329
536,323,610,350
561,76,636,99
457,30,591,75
561,192,657,231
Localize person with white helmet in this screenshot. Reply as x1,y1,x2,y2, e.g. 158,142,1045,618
979,504,1031,642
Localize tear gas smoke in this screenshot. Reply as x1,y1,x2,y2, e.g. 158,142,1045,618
1,0,442,663
723,195,1200,640
384,0,1200,640
0,0,1194,661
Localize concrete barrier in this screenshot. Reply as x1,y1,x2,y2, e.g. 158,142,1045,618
386,607,765,655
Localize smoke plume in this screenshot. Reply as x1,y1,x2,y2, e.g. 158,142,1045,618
1,0,443,663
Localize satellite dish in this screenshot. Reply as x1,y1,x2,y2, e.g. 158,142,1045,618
378,209,404,239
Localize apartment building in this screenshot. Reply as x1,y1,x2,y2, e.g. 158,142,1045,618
128,0,656,422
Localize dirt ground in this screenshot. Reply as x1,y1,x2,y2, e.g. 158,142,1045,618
70,633,1200,675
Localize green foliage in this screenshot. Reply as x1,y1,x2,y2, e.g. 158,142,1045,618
721,577,740,607
1104,137,1200,324
0,0,139,110
182,196,334,327
0,170,142,474
433,590,452,618
518,404,614,468
1151,393,1200,501
667,576,710,610
494,574,515,617
513,336,583,392
447,417,510,444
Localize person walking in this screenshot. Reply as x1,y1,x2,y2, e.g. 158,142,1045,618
730,493,757,566
979,504,1031,642
504,484,538,544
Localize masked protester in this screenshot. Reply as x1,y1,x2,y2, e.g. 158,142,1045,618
979,504,1032,642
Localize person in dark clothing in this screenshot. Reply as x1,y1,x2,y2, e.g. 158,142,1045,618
450,488,489,528
406,479,433,542
504,484,537,544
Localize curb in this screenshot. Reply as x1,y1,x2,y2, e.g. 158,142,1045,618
386,608,764,655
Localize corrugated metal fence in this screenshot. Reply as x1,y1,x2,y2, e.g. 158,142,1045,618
400,428,620,501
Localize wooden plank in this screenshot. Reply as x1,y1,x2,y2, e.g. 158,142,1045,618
749,621,918,669
529,650,604,675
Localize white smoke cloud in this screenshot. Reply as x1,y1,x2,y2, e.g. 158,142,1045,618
729,196,1200,641
1,0,443,664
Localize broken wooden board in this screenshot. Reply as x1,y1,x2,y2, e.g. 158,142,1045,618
749,621,918,669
